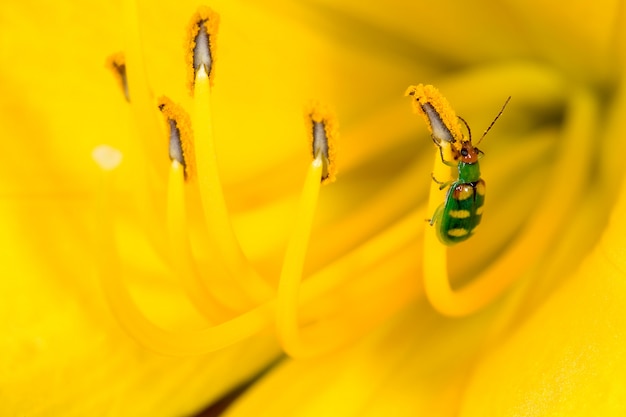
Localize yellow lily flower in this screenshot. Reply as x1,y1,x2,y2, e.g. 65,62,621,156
220,1,626,416
2,0,625,416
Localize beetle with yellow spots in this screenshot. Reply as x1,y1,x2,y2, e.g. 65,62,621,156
430,137,487,244
406,84,509,245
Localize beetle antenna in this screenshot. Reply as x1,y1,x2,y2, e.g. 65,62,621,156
476,96,511,146
457,116,472,143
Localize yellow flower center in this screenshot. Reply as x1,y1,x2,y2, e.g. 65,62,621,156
94,4,382,358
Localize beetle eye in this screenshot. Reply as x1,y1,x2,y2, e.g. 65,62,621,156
461,148,468,156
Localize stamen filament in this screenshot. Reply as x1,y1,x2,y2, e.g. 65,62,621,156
121,0,162,167
276,157,323,357
166,160,234,321
192,66,273,306
423,88,596,316
121,0,170,259
425,139,507,314
94,146,427,356
278,210,428,359
95,152,273,355
276,157,432,357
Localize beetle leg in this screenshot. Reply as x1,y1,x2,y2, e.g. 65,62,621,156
436,144,457,167
428,204,444,226
431,173,453,190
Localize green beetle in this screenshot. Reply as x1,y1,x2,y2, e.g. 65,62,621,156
406,84,509,245
430,135,486,244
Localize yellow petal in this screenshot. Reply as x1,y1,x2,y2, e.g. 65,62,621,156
0,198,282,415
460,243,626,415
459,81,626,415
223,303,495,417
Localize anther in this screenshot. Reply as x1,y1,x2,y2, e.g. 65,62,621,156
405,84,463,151
167,118,184,167
158,97,195,180
187,7,220,88
313,121,328,161
421,102,455,145
193,21,211,76
307,103,338,184
106,53,130,101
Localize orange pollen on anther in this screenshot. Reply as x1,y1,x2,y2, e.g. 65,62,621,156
186,6,220,90
405,84,464,152
158,96,196,180
306,102,338,184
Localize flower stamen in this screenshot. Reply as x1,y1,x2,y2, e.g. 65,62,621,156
276,105,340,358
158,97,195,180
166,159,237,322
189,10,273,306
308,103,338,184
187,7,219,90
106,53,129,102
159,99,235,320
275,157,323,357
406,84,463,152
